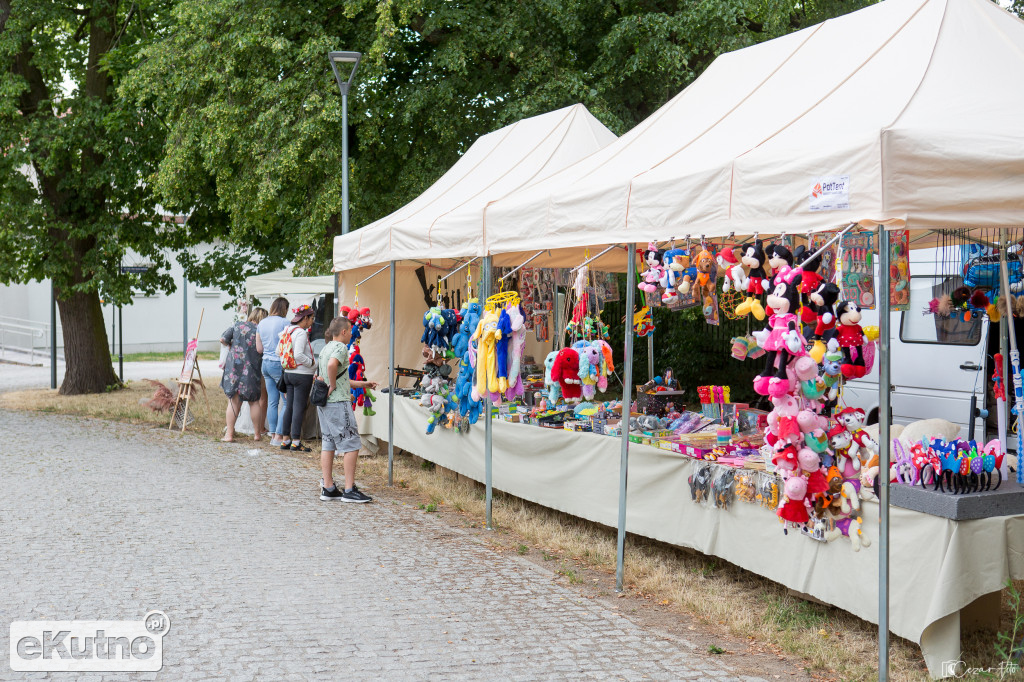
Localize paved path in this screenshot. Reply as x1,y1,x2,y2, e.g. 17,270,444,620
0,359,222,394
0,410,762,681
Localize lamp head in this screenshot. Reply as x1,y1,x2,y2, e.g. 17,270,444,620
328,51,361,94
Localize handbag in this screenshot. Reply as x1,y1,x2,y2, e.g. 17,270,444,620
275,372,287,394
310,368,330,407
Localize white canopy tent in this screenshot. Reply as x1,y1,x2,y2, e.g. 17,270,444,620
478,0,1024,255
332,103,616,272
245,268,334,299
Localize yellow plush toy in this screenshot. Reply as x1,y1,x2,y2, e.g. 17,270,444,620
472,309,501,397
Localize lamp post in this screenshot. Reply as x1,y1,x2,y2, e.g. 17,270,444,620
328,50,361,314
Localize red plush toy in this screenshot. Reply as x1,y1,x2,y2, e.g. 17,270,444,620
550,348,582,402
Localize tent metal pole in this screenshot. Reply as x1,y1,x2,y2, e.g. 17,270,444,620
570,244,622,273
355,264,390,288
647,333,654,382
1000,230,1010,459
439,257,479,283
500,250,546,281
877,227,891,681
388,260,396,486
482,256,494,530
616,243,637,593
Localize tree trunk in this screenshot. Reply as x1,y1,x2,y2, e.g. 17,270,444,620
57,285,117,395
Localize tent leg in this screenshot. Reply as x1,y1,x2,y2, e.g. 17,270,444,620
616,243,637,594
482,256,494,530
388,261,396,486
878,227,891,681
647,333,654,381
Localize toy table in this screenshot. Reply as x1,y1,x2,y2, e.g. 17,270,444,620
373,393,1024,679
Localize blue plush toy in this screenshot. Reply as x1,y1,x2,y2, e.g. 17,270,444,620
495,307,513,392
544,350,561,404
452,300,481,358
456,348,483,425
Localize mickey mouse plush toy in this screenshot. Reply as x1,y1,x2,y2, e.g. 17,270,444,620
736,239,769,320
835,300,867,379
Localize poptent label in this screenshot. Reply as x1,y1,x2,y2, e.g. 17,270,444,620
809,175,851,212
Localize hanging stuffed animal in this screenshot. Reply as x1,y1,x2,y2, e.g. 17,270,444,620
661,248,691,295
504,305,527,401
794,246,823,337
340,306,373,345
543,350,561,404
735,240,768,320
808,281,841,358
550,347,582,402
455,347,483,427
836,407,878,463
421,306,446,358
766,243,793,279
576,343,602,401
718,246,748,293
638,242,665,294
593,340,614,393
835,301,867,379
752,270,806,397
471,308,501,398
495,306,513,393
348,342,376,417
452,300,481,358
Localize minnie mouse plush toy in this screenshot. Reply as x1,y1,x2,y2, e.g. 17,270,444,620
638,242,665,294
752,270,806,397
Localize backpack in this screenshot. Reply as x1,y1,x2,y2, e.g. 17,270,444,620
277,326,298,370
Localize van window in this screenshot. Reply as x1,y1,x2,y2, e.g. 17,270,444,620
898,276,983,346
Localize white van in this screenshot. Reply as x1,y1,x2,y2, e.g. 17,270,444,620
842,248,1014,443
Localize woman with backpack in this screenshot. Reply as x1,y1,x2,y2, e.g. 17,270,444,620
277,304,317,452
257,297,290,446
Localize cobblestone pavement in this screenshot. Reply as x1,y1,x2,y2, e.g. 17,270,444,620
0,410,764,681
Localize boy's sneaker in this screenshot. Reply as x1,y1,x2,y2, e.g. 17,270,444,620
320,486,344,501
341,487,373,504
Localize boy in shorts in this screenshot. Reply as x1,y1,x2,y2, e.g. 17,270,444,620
317,316,378,502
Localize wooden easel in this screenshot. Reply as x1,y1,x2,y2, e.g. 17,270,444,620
170,309,211,432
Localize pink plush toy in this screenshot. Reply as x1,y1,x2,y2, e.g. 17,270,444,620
777,476,811,532
577,345,602,401
504,305,527,401
768,394,801,445
594,340,614,392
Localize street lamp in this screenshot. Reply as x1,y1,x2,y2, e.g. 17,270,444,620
328,50,361,315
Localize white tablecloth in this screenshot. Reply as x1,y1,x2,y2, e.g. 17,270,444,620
374,393,1024,678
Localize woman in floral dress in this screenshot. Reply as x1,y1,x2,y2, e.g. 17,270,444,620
220,308,267,442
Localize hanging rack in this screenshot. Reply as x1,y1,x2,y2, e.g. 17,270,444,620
500,250,547,281
570,244,624,273
438,257,479,282
355,264,390,287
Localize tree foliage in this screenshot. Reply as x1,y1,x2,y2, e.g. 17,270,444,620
129,0,876,283
0,0,181,393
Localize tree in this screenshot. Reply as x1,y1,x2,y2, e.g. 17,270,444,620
128,0,875,286
0,0,181,393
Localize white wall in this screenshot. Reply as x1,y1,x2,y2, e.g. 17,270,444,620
0,245,240,354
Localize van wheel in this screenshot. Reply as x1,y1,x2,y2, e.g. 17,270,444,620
867,409,879,426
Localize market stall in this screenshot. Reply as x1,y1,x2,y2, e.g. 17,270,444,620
330,0,1024,678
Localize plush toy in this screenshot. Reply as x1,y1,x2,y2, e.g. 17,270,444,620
766,243,793,276
836,407,878,463
717,248,744,293
638,242,665,293
828,424,858,477
452,300,481,358
835,301,867,379
455,348,483,426
340,305,373,345
440,308,461,356
348,343,376,416
799,448,829,502
777,476,811,532
504,305,527,401
543,350,561,404
661,248,692,294
771,444,800,477
471,309,501,398
420,391,447,434
551,347,582,402
421,306,446,357
752,271,806,397
735,240,769,320
577,344,602,401
495,307,513,393
821,341,843,404
809,281,840,344
594,340,614,392
767,393,801,446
